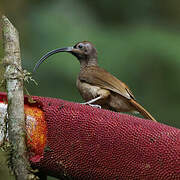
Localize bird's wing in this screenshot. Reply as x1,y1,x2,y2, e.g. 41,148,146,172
78,66,135,100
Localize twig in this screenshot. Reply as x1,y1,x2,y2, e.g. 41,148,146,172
2,15,36,179
0,12,5,92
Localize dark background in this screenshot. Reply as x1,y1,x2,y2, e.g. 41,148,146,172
0,0,180,179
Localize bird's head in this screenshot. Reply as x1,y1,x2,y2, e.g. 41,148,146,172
33,41,98,72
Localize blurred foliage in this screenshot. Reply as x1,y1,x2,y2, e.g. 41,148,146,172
0,151,14,180
0,0,180,179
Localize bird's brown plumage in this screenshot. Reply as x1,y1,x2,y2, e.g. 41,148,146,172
79,66,135,100
78,65,156,122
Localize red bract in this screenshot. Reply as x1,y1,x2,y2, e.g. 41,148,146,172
0,92,179,179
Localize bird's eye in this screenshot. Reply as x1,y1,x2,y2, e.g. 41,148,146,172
78,44,83,49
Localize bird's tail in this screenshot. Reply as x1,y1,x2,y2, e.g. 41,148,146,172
130,99,156,122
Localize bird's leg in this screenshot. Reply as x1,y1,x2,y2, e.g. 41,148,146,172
81,89,110,109
81,96,102,108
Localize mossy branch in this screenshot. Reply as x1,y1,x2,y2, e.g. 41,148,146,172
0,12,5,92
2,15,36,180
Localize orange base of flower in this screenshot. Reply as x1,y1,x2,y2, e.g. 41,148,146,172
24,104,47,161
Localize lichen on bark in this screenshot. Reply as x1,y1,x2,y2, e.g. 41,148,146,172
0,12,5,92
2,15,36,180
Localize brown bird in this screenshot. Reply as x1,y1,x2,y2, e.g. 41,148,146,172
34,41,156,122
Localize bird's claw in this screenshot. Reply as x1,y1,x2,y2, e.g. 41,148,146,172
89,104,101,109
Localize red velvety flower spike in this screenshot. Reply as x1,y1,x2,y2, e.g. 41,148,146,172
0,92,179,179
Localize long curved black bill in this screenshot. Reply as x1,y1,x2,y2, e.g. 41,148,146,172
33,47,73,72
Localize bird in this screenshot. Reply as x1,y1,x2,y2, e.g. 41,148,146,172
33,41,156,122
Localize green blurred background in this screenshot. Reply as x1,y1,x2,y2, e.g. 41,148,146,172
0,0,180,179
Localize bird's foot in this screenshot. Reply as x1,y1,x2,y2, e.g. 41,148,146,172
81,102,101,109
